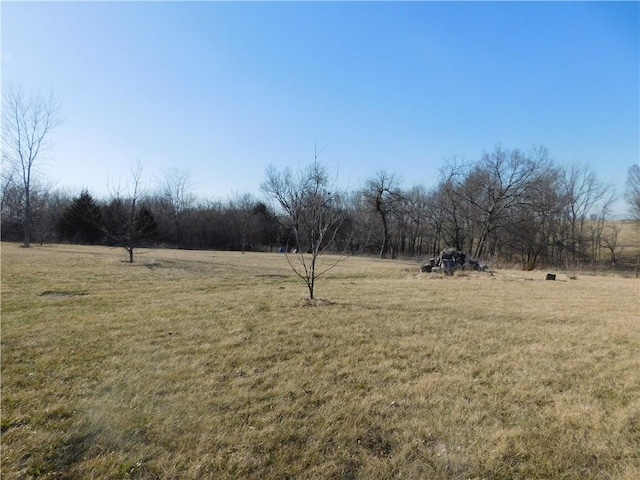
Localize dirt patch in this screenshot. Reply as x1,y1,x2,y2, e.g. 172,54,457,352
300,298,336,307
40,290,88,298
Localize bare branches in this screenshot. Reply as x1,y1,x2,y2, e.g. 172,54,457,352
3,86,62,183
225,192,260,253
625,164,640,223
261,156,353,300
363,170,403,258
104,160,156,262
158,167,194,214
2,85,62,247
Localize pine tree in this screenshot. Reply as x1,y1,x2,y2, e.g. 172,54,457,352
57,190,104,244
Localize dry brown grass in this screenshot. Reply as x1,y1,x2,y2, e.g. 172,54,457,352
617,220,640,266
618,220,639,246
2,243,639,479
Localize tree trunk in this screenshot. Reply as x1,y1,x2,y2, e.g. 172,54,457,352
379,212,389,258
308,256,316,299
23,186,31,247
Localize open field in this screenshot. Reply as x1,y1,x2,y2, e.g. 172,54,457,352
1,243,639,479
617,220,640,268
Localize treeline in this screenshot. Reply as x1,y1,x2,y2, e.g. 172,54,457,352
1,168,283,255
1,145,633,269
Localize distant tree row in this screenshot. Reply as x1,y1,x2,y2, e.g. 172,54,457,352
2,86,637,269
1,166,282,260
2,144,637,270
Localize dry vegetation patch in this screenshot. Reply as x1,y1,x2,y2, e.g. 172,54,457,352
1,243,639,479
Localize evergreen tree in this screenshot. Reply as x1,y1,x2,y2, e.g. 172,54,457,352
135,204,159,246
57,190,103,244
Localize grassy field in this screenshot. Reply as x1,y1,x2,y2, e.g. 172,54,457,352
617,220,640,269
1,243,639,479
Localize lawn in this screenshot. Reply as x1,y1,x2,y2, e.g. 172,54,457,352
1,243,638,479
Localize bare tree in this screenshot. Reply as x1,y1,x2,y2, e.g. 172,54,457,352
2,85,62,247
226,192,260,253
363,170,403,258
29,181,66,245
402,185,431,257
503,166,564,269
437,160,471,253
423,186,448,257
561,163,614,263
600,221,623,267
156,167,195,247
624,164,640,223
345,190,378,255
624,165,640,276
261,156,354,300
431,147,556,265
1,161,17,214
0,166,24,241
463,146,552,260
105,161,157,262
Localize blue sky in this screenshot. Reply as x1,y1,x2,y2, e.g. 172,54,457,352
2,1,638,214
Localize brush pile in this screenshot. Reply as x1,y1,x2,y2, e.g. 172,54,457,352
420,247,488,275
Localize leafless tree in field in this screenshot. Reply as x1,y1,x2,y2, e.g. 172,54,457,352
105,160,157,263
2,85,62,247
261,153,355,300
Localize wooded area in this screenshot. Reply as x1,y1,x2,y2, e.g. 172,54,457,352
2,144,637,270
2,85,637,269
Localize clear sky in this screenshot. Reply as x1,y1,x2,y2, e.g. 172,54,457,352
2,1,638,214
